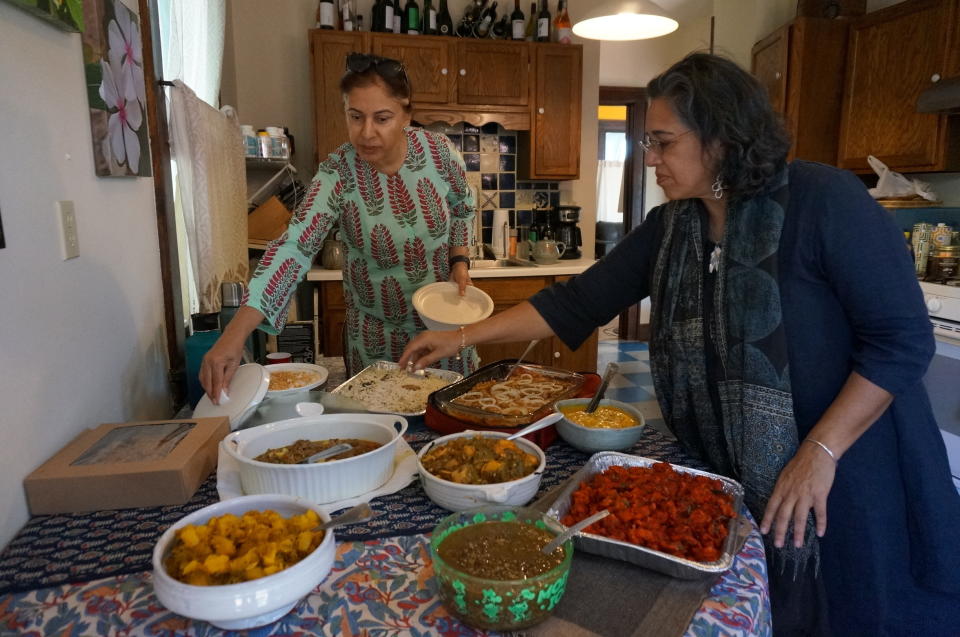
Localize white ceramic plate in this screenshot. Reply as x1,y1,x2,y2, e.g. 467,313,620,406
193,364,270,430
412,281,494,331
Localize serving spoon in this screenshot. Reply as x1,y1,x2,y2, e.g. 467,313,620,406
541,509,610,554
298,442,353,464
583,362,619,414
506,411,564,440
312,502,378,532
504,339,540,380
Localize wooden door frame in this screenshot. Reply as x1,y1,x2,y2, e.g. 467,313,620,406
599,86,649,341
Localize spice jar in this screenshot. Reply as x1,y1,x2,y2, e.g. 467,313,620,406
927,245,960,283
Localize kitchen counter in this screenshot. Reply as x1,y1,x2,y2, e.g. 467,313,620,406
306,257,598,281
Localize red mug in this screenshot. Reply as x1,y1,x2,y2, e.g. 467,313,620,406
265,352,293,365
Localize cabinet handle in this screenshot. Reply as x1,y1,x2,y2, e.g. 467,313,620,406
441,68,448,75
538,107,545,114
553,351,560,358
774,71,781,80
459,69,466,76
932,73,941,83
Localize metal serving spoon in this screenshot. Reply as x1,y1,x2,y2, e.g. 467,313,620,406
506,411,564,440
541,509,610,554
312,502,378,532
505,339,540,380
583,362,620,414
298,443,353,464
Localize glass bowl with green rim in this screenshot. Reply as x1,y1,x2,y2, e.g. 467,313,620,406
429,505,574,631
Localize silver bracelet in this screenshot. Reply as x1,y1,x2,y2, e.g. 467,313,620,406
804,438,837,462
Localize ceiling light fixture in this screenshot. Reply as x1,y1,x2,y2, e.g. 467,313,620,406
572,0,679,41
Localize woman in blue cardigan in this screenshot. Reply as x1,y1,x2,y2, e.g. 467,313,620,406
401,53,960,636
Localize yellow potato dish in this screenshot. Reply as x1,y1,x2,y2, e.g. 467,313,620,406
163,509,324,586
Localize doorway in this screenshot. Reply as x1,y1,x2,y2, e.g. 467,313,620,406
597,87,648,340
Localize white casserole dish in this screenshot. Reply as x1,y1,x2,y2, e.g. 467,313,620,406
222,414,408,503
416,430,546,512
152,494,335,630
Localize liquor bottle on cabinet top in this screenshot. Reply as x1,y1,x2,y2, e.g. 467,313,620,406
476,1,497,37
393,0,402,33
422,0,436,34
384,0,395,32
554,0,571,43
511,0,525,40
491,13,509,38
437,0,453,35
403,0,420,33
536,0,551,41
341,0,355,31
456,0,482,36
317,0,336,29
370,0,381,31
524,2,536,40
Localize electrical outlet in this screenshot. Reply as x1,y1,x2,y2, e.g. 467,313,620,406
57,200,79,260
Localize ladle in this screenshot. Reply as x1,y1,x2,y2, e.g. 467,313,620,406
583,362,619,414
506,411,564,440
504,339,540,379
541,509,610,554
312,502,378,532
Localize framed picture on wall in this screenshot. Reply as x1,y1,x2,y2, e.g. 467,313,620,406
82,0,151,177
1,0,84,32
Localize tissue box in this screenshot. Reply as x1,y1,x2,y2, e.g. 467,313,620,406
23,418,229,514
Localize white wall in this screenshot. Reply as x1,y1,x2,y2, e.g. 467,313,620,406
0,2,171,549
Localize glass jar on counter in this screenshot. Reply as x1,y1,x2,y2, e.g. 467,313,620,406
926,245,960,283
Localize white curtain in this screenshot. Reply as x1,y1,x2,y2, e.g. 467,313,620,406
160,0,224,107
596,159,625,223
168,81,247,313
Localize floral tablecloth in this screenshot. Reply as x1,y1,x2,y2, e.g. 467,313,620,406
1,529,770,637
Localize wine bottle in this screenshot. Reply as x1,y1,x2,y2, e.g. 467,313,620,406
524,2,536,40
437,0,453,35
491,14,509,39
317,0,335,29
510,0,525,40
341,0,354,31
422,0,436,34
476,0,497,38
554,0,571,43
357,14,364,31
536,0,550,42
455,0,480,37
370,0,381,31
404,0,420,34
393,0,402,33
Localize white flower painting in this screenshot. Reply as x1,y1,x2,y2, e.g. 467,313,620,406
83,0,151,177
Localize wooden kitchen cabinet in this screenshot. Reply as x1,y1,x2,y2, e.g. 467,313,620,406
751,17,850,165
518,43,583,180
837,0,960,172
309,30,581,180
309,30,368,160
315,275,598,373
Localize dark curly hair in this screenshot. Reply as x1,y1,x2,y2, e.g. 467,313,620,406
647,52,790,202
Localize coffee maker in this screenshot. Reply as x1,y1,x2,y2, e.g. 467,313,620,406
554,205,582,260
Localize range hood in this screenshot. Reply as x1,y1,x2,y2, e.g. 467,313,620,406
917,75,960,113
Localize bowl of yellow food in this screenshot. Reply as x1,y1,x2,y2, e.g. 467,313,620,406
264,363,328,398
152,494,335,630
430,505,573,631
417,431,545,511
554,398,646,453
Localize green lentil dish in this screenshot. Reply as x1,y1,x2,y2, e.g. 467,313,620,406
438,521,565,579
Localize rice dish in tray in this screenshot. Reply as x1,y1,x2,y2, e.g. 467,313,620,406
336,367,455,414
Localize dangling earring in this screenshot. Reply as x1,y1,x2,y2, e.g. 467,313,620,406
711,175,725,200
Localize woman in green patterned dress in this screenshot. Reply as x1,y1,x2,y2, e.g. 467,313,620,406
200,54,478,402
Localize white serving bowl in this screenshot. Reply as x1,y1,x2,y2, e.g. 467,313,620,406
555,398,646,453
412,282,494,331
264,363,329,398
152,494,335,630
417,431,546,511
222,414,408,503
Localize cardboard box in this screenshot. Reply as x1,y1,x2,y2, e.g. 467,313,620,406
24,417,229,515
247,195,291,245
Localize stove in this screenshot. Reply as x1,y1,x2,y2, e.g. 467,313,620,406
920,282,960,491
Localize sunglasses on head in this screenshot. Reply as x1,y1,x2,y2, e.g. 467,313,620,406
345,53,407,81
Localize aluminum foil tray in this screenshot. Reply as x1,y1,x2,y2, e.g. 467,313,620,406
330,360,462,417
545,451,745,580
432,362,585,428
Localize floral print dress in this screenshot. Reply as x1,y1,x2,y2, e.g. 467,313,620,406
244,128,479,376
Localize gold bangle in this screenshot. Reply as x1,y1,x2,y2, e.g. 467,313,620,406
804,438,837,462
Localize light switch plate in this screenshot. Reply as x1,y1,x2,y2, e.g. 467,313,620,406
57,200,79,260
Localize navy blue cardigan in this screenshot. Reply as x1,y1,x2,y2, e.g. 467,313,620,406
531,161,960,634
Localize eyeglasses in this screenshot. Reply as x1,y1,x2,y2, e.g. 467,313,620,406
345,53,408,83
639,129,694,154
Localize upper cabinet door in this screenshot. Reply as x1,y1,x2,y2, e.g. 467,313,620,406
371,35,452,104
752,24,790,116
310,30,367,160
455,40,530,106
530,44,582,179
838,0,960,172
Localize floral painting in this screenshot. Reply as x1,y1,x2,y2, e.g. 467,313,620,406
82,0,150,177
1,0,84,32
